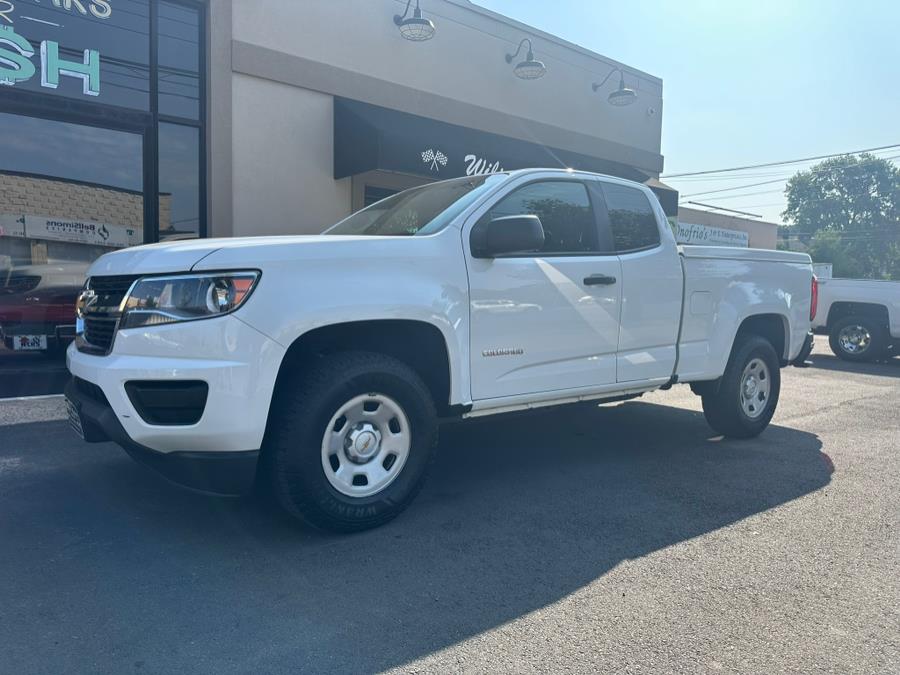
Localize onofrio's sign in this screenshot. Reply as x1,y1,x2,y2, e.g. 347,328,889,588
675,222,749,247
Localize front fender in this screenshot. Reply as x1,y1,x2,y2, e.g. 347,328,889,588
197,231,472,405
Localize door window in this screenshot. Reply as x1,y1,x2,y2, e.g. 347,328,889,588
601,183,661,253
485,181,598,254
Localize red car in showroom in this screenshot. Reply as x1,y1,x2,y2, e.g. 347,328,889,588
0,263,87,354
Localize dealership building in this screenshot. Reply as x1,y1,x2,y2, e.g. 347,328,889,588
1,0,679,395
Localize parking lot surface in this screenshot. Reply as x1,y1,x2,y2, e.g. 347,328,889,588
1,342,897,674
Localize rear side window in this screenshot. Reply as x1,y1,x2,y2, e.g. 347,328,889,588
486,181,598,254
601,183,661,253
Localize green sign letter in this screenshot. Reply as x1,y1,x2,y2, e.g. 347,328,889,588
0,25,37,86
41,40,100,96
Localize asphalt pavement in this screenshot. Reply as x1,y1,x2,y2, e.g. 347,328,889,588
0,342,897,674
0,345,69,398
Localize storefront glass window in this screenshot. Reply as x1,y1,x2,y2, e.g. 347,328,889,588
158,1,201,120
0,113,144,396
0,0,151,110
0,0,206,397
159,122,201,240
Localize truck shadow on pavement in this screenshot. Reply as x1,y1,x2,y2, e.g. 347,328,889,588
807,350,900,378
1,400,831,673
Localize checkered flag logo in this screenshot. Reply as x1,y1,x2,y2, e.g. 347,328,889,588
421,149,448,172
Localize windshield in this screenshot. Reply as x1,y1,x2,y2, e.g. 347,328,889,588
324,175,507,236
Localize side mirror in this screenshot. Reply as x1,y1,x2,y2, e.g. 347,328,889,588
470,215,545,258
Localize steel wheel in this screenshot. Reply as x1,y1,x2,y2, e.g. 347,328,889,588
739,357,770,419
320,393,411,498
837,324,871,355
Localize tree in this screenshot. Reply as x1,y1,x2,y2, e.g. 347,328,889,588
782,153,900,279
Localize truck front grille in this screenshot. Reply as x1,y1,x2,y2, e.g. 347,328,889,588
87,275,141,308
82,317,119,353
77,275,141,355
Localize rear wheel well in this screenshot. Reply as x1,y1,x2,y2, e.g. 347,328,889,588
735,314,788,362
826,302,889,331
273,320,453,415
690,313,788,398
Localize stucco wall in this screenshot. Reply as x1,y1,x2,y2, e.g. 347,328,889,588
231,75,352,236
210,0,666,237
229,0,663,159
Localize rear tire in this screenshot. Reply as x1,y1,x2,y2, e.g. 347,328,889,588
263,351,437,532
702,335,781,439
828,315,887,362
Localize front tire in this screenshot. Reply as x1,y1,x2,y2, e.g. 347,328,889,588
828,315,887,362
264,351,437,532
702,335,781,439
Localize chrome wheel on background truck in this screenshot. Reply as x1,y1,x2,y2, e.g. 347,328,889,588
828,315,887,362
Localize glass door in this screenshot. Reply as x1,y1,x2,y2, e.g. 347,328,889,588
0,113,145,397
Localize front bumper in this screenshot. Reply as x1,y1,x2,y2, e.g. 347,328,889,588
65,378,258,495
64,314,286,495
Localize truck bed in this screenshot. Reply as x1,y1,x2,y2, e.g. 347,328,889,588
676,245,814,382
679,245,812,264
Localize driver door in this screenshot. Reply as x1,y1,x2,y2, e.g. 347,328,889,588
465,177,623,401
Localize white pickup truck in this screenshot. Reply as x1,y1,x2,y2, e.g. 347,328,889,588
66,169,815,531
812,277,900,361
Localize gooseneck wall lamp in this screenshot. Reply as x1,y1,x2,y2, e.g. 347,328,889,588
505,38,546,80
592,67,637,106
393,0,436,41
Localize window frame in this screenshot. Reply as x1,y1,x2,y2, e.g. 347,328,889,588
155,0,208,241
595,179,663,255
477,178,617,258
0,0,208,244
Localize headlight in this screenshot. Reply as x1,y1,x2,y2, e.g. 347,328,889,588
120,272,260,330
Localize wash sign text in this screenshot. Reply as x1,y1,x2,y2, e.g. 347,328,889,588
0,24,100,96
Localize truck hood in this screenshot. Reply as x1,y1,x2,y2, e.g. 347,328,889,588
87,235,380,276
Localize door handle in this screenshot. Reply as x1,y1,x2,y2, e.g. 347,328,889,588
583,274,617,286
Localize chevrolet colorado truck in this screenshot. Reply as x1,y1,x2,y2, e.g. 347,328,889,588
66,169,815,532
811,277,900,361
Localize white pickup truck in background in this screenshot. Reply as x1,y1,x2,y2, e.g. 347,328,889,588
65,169,815,531
812,277,900,361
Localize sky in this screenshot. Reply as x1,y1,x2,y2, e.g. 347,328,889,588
473,0,900,224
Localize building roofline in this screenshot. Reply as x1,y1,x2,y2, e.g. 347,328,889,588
677,206,782,228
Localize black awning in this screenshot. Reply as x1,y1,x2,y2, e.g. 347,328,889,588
333,97,652,185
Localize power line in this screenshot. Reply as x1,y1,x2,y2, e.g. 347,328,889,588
779,233,900,241
678,153,900,198
681,202,762,218
680,188,786,202
680,177,788,198
666,149,900,182
662,143,900,178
